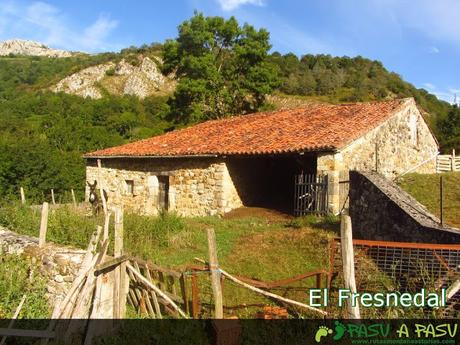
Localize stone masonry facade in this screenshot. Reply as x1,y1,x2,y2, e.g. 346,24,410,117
86,158,242,217
317,99,438,214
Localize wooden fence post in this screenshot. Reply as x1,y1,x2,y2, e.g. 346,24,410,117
39,202,49,247
97,159,108,215
51,189,56,205
207,228,223,318
71,189,77,208
114,207,127,319
20,187,26,205
340,214,360,319
440,176,443,226
452,149,456,172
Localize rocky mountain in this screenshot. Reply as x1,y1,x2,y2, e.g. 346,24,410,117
0,39,75,58
51,56,175,99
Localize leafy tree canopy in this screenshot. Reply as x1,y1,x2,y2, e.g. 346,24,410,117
163,12,280,123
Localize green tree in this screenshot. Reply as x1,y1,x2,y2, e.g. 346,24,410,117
163,13,280,123
438,105,460,150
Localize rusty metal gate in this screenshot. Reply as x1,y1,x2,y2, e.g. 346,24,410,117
293,174,328,216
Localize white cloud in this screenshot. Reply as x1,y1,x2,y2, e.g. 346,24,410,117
369,0,460,47
429,46,440,54
421,83,459,103
0,1,121,52
217,0,265,11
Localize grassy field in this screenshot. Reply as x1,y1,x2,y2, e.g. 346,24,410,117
397,172,460,228
0,203,339,318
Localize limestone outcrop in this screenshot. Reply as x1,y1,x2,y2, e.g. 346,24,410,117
52,56,173,99
0,39,75,58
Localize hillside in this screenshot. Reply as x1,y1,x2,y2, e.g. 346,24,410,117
51,56,175,99
0,39,456,202
398,172,460,228
0,39,77,58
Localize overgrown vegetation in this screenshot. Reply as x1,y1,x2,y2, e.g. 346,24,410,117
397,172,460,228
0,255,50,318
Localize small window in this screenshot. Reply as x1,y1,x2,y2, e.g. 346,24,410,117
125,180,134,195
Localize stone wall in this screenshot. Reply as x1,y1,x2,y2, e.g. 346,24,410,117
86,157,242,217
349,171,460,243
340,99,438,176
317,99,438,214
0,228,85,306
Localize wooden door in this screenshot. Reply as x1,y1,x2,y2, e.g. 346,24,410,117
158,176,169,211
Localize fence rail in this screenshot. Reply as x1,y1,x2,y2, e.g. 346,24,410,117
437,150,460,173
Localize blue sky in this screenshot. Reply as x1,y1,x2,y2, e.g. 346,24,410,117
0,0,459,103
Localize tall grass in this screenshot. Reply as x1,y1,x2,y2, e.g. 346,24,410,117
0,255,49,318
0,202,98,248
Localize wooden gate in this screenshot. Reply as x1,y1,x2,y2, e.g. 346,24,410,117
294,174,328,216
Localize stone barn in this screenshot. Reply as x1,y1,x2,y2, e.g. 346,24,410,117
84,98,438,216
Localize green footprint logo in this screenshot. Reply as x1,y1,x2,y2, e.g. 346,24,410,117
333,321,346,341
315,326,333,343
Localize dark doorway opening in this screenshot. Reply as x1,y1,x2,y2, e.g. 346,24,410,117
158,176,169,211
226,154,317,214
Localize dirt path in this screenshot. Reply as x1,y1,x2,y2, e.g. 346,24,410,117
223,207,293,223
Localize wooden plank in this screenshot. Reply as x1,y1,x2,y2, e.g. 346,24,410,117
119,261,129,318
51,189,56,205
96,159,108,214
71,189,77,207
95,255,129,274
126,263,188,318
144,264,162,319
114,207,123,256
113,207,124,319
340,214,360,319
68,239,109,328
20,187,25,205
0,294,26,345
129,256,182,278
132,262,146,313
39,202,49,247
143,290,156,318
103,212,111,242
191,271,200,319
179,274,189,315
207,228,223,318
126,268,143,309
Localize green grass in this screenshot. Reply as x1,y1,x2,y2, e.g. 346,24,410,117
0,255,50,318
0,202,338,318
397,172,460,228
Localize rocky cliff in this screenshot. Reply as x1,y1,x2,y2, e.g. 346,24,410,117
0,39,75,58
52,56,175,99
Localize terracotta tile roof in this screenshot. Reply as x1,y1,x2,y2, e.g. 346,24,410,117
85,98,410,157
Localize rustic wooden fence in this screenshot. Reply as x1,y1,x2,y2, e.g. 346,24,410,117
125,257,188,318
437,149,460,173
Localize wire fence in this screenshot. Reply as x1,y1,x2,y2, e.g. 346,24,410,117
329,238,460,318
